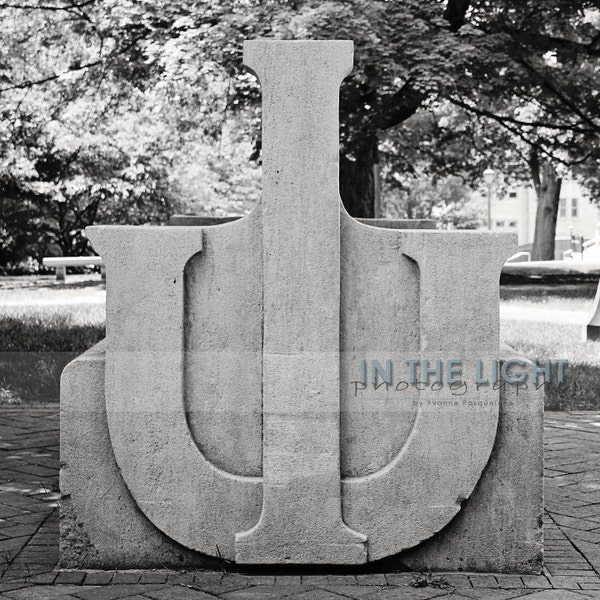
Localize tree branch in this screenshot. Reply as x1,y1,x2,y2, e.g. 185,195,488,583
515,57,599,130
376,0,474,131
0,59,103,93
448,96,596,134
452,97,572,168
444,0,471,32
504,26,600,58
0,1,95,10
527,146,541,194
0,30,146,95
377,82,426,131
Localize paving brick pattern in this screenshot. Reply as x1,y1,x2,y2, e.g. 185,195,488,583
0,407,599,599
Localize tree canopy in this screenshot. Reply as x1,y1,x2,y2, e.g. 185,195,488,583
1,0,599,267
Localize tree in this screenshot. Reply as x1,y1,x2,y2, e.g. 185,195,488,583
380,169,485,229
0,100,184,266
382,81,598,259
530,157,561,261
1,0,599,261
82,0,597,218
0,4,189,268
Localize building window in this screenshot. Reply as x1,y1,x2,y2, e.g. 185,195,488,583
508,220,517,228
571,198,578,218
559,199,566,217
495,220,505,228
508,190,517,198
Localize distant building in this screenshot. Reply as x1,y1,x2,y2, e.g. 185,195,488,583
485,180,600,259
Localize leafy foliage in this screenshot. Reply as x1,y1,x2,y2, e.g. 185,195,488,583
0,0,599,265
381,169,485,229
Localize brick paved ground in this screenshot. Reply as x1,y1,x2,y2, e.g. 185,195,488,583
1,407,599,599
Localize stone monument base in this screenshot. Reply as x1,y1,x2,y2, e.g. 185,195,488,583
60,342,543,573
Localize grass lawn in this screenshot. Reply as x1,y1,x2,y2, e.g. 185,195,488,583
500,288,600,410
0,275,598,409
0,275,105,404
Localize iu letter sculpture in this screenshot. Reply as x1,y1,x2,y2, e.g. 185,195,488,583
60,40,543,573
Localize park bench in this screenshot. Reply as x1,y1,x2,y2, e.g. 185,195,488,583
42,256,105,281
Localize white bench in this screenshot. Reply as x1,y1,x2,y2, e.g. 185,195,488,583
42,256,105,281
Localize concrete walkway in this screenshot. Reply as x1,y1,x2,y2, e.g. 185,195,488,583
1,408,599,599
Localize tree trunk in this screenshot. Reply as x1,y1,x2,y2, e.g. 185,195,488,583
530,158,562,261
339,135,378,218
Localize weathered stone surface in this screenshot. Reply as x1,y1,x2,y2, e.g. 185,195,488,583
168,214,437,229
401,344,544,573
169,215,241,226
340,226,514,560
83,225,262,559
234,40,366,564
183,212,264,478
60,39,541,571
60,341,209,569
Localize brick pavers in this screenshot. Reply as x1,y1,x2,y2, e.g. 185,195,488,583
0,407,59,582
0,407,599,599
